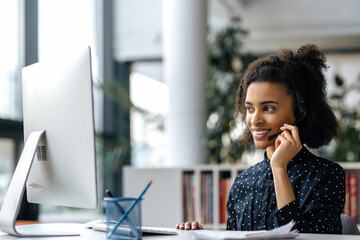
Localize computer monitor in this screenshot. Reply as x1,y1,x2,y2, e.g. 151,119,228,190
0,46,98,237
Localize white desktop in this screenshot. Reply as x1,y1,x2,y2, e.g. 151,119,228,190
0,46,98,237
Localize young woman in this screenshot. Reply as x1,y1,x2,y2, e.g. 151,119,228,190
176,44,345,234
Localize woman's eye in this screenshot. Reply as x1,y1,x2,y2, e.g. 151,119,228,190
264,106,275,111
246,107,254,112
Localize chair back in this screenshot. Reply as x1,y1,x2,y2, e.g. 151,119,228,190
341,214,360,235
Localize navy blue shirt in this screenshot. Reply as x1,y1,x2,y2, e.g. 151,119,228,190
226,147,345,234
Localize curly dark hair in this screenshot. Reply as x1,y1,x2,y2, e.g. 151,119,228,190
236,44,338,148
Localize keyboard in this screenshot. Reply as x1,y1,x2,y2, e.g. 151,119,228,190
85,220,178,235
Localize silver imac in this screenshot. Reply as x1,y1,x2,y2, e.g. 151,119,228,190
0,46,98,237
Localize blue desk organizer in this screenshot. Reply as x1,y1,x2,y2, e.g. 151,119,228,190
104,197,142,240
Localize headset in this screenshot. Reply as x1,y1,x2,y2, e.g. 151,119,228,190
267,65,307,141
285,72,307,122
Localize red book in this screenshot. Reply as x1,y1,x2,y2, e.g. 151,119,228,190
344,173,350,215
349,174,358,223
220,178,227,223
220,178,233,224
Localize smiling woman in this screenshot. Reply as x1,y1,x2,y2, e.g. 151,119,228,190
227,44,344,233
176,44,345,234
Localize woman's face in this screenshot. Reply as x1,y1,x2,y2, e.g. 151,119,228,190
245,81,296,150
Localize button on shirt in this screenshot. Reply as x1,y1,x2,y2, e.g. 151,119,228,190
226,147,345,234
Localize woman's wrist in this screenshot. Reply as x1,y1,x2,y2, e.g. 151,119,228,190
271,166,288,177
270,159,288,172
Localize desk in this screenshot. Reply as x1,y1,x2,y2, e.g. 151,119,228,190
0,226,358,240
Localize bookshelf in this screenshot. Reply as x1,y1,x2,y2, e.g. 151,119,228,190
123,163,360,230
340,162,360,227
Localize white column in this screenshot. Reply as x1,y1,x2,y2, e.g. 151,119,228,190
163,0,208,166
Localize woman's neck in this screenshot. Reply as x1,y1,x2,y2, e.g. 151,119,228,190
266,145,276,159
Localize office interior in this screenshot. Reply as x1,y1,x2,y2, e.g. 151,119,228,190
0,0,360,227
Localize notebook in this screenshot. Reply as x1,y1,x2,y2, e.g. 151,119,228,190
85,220,178,235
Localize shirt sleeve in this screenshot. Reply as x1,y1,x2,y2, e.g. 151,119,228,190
274,165,345,234
226,184,238,230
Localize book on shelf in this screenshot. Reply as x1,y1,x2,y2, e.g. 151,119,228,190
183,172,195,222
201,172,213,224
344,172,358,223
220,177,233,224
344,173,350,216
348,173,358,223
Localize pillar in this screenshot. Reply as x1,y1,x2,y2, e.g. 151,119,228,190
162,0,208,166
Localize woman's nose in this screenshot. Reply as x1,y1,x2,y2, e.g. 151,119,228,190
250,111,264,125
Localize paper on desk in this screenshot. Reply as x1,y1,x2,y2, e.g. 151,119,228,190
192,220,298,240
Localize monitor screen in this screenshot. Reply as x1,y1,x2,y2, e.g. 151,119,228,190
23,46,97,209
0,46,98,237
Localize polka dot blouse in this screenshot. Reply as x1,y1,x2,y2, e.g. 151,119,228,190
226,147,345,234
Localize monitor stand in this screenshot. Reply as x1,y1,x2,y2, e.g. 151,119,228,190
0,130,81,237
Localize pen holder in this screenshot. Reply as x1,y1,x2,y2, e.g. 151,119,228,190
104,197,142,240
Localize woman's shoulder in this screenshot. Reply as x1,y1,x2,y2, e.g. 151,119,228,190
297,147,344,174
234,159,268,180
289,148,345,189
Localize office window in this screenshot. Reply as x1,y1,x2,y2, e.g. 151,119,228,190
0,0,22,210
0,138,15,205
318,53,360,161
326,53,360,107
0,1,21,120
39,0,96,60
130,62,168,167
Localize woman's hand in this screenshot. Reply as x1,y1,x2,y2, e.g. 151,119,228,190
271,124,302,170
175,221,203,230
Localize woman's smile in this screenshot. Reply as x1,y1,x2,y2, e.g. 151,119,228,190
252,128,271,139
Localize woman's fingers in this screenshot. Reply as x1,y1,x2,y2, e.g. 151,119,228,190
175,221,203,230
280,130,295,145
276,124,301,149
192,221,203,230
272,124,303,169
280,124,300,144
175,223,183,229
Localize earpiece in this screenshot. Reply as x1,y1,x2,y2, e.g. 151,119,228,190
296,101,307,123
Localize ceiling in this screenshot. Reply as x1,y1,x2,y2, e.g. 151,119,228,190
209,0,360,53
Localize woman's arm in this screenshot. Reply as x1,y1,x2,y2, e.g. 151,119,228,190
274,166,345,234
272,168,296,209
226,187,238,230
270,124,345,233
270,124,302,209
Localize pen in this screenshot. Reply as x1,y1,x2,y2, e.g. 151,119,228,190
245,231,267,237
105,189,114,197
108,181,153,238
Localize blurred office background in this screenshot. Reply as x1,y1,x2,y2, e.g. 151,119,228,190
0,0,359,222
